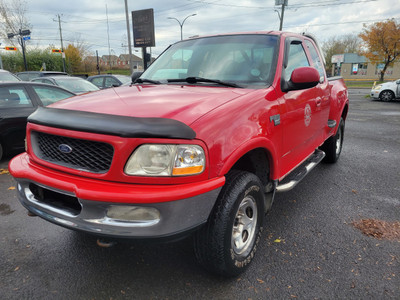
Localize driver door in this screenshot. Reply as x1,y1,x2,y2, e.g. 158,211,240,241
279,38,325,176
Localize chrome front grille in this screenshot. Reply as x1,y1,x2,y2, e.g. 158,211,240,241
31,131,114,173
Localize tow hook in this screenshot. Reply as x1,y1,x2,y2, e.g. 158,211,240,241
96,238,116,248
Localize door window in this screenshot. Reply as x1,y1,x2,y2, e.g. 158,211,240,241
304,40,325,81
90,77,104,88
42,79,54,85
104,77,120,88
0,86,33,107
284,42,310,81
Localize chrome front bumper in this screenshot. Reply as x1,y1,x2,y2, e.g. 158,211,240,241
16,180,221,238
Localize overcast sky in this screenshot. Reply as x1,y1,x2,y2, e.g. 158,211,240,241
3,0,400,57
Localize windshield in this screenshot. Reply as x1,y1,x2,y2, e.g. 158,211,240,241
115,75,131,84
0,72,21,82
142,34,278,88
55,78,100,94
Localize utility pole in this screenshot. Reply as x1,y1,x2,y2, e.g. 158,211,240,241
54,14,66,72
275,0,288,31
279,3,285,31
124,0,134,75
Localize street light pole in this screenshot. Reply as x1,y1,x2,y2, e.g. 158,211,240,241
167,14,197,40
19,30,28,71
7,29,31,71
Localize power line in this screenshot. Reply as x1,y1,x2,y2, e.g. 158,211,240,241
285,17,400,29
289,0,378,8
187,0,377,9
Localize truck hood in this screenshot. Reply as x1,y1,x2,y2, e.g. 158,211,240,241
52,84,252,126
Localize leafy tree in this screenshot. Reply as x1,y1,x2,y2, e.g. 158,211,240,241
64,35,92,74
64,44,83,73
359,19,400,81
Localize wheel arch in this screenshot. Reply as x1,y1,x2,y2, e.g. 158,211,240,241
341,102,349,121
218,138,278,187
0,136,4,160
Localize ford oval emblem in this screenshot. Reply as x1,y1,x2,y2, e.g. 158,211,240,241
58,144,73,154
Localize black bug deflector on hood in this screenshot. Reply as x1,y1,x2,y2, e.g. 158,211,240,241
28,107,196,139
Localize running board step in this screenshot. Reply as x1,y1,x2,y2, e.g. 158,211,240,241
276,149,325,193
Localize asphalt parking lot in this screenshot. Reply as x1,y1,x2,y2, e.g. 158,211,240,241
0,88,399,299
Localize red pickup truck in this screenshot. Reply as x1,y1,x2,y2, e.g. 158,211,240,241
9,31,348,276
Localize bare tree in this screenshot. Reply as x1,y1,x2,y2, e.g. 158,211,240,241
321,34,361,74
67,33,92,60
0,0,31,47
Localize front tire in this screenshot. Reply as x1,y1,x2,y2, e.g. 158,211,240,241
194,171,265,277
320,118,345,163
379,90,395,102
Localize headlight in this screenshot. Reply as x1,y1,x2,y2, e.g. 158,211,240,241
125,144,205,176
373,84,382,90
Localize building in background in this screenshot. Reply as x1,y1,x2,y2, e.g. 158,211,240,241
331,53,400,81
118,54,143,70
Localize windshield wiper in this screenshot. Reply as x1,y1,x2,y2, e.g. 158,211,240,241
167,77,241,88
134,78,162,85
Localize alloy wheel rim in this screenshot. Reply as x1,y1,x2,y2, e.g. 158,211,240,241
382,91,392,101
231,195,258,256
336,126,342,156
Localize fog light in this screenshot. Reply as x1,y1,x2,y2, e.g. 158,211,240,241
106,206,160,225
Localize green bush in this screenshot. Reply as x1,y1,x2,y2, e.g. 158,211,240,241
1,49,64,72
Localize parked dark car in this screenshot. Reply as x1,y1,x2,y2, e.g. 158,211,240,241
0,82,75,160
87,74,131,89
31,76,100,94
16,71,68,81
0,69,21,82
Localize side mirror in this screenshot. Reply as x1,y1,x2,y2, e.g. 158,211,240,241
131,71,143,83
396,79,400,84
282,67,320,92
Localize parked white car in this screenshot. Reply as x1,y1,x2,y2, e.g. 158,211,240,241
370,79,400,101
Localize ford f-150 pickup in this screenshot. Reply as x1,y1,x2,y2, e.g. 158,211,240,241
9,31,349,277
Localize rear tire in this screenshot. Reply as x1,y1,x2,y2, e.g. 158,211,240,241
320,118,344,163
0,143,3,161
194,170,265,277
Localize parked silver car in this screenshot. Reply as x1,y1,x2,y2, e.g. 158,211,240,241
31,76,100,94
370,79,400,101
0,69,21,82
